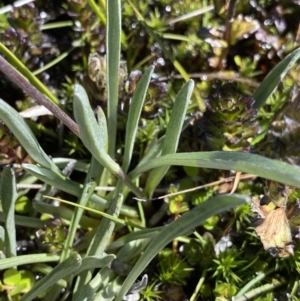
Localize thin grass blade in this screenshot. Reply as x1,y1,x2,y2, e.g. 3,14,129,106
0,254,60,270
0,166,17,257
0,44,60,105
19,253,81,301
130,151,300,188
0,98,59,172
145,80,194,196
73,194,123,300
22,163,138,218
0,212,46,228
253,47,300,109
106,0,121,156
75,254,115,275
73,85,119,172
122,66,154,172
116,194,249,300
73,85,143,198
60,157,103,261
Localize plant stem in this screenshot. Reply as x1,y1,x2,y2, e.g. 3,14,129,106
0,55,79,136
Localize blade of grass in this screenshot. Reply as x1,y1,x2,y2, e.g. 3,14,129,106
87,0,128,48
32,47,76,76
234,267,274,298
93,275,123,300
0,254,60,270
96,106,109,151
0,212,46,228
73,85,116,170
253,47,300,109
60,158,103,261
48,158,103,300
22,163,138,217
41,21,73,30
0,98,60,172
75,254,115,275
106,227,162,251
106,0,121,156
130,152,300,189
32,200,99,229
0,226,4,255
19,253,81,301
0,56,79,136
73,84,145,199
115,194,249,300
41,196,142,229
87,0,107,24
0,43,59,105
72,272,103,301
145,80,194,197
87,193,123,256
166,5,214,25
32,264,68,288
127,0,190,82
73,194,123,300
122,66,154,173
0,166,17,257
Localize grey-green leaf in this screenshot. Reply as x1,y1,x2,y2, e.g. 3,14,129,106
253,47,300,109
22,163,138,218
20,253,81,301
122,66,154,173
0,254,60,270
145,80,194,196
106,0,121,156
75,254,115,275
73,84,120,175
130,151,300,188
0,98,59,172
0,166,17,257
115,194,249,300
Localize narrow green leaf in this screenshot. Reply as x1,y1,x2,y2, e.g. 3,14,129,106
75,254,115,275
73,85,120,172
130,151,300,188
53,158,89,173
0,43,60,106
0,212,47,228
93,276,123,300
253,47,300,109
145,80,194,196
0,254,60,270
138,137,164,166
116,194,249,300
32,264,68,288
20,253,81,301
0,98,59,172
106,0,121,156
0,166,17,257
72,272,103,301
87,193,123,256
116,237,152,263
73,194,123,299
73,85,144,199
122,66,154,172
96,107,109,151
22,164,138,218
33,200,98,229
60,157,103,261
0,225,4,249
106,227,161,251
136,117,191,169
235,268,274,298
